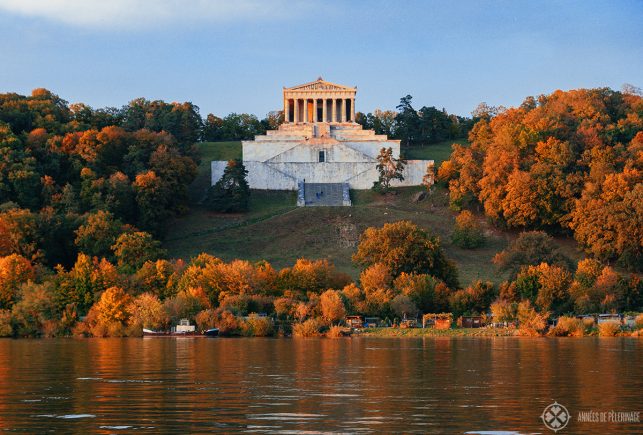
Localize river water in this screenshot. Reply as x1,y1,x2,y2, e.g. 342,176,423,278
0,337,640,433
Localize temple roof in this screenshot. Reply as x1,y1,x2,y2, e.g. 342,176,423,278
285,77,356,91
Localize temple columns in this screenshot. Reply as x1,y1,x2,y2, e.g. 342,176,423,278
322,98,327,122
331,99,336,123
284,99,290,123
313,99,318,122
351,98,355,122
303,99,308,124
294,99,299,123
342,98,347,122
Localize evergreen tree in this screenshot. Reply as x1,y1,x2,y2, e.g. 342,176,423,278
205,159,250,212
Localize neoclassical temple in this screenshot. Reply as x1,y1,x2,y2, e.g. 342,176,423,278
212,78,433,206
283,78,356,123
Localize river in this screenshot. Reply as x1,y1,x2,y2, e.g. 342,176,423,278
0,337,640,433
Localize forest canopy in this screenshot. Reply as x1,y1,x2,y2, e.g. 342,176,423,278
438,87,642,270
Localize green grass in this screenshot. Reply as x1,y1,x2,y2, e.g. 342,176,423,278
403,139,468,167
167,139,583,286
198,141,242,161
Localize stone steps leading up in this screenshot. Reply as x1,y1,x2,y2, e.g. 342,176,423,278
300,183,351,206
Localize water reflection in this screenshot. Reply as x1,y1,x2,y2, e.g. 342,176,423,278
0,337,640,433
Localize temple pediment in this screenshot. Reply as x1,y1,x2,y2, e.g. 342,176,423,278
285,77,356,91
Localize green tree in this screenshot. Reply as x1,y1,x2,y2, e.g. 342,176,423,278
74,210,125,259
111,231,166,272
493,231,572,278
205,159,250,213
451,210,485,249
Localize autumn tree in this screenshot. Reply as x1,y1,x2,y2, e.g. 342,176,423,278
111,231,165,272
54,253,121,315
439,88,642,271
393,272,443,313
516,300,550,336
353,221,459,288
11,281,58,337
128,292,168,330
74,210,126,259
84,286,132,337
319,289,346,325
570,168,642,270
515,263,572,314
0,254,36,309
373,147,406,192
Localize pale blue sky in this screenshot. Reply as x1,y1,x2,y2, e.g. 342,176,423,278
0,0,641,118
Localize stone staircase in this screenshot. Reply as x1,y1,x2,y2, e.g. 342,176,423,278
298,182,351,206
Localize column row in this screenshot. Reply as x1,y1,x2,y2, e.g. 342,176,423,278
284,98,355,123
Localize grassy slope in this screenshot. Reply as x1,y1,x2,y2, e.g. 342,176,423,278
165,140,584,286
402,139,468,167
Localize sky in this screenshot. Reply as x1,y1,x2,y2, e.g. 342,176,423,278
0,0,641,118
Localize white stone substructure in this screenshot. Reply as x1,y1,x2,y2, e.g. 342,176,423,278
211,78,433,192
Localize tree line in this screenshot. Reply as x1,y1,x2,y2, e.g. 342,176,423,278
356,95,474,146
0,220,640,338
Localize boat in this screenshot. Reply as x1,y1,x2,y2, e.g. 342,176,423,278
143,328,169,336
203,328,219,337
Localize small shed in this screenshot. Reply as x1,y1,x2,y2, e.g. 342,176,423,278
422,313,453,329
460,316,485,328
345,315,364,328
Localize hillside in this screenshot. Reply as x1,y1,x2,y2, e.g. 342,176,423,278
164,141,584,285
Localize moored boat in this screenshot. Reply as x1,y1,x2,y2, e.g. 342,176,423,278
143,328,169,336
203,328,219,337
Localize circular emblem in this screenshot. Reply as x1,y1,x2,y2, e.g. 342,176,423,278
541,401,570,432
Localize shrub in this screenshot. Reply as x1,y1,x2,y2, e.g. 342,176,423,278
244,314,274,337
582,317,595,330
326,325,345,338
548,316,585,337
292,318,323,337
516,300,549,336
217,310,242,336
631,313,643,329
598,321,621,337
451,210,485,249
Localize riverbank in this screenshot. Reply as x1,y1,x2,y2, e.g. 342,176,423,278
354,327,643,338
357,327,519,337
